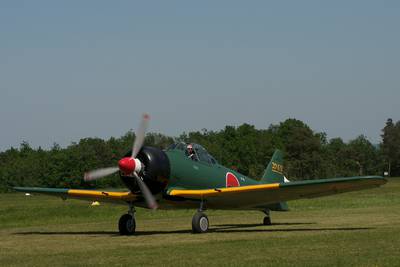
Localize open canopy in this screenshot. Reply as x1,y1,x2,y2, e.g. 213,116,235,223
167,142,218,165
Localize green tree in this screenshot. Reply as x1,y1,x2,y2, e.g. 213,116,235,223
268,119,323,180
347,135,379,176
0,118,391,192
381,118,400,176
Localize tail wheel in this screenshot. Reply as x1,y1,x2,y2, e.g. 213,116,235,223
263,216,272,226
192,212,209,233
119,214,136,235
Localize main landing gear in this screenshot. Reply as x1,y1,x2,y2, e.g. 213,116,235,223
119,203,136,235
192,212,209,233
192,200,209,233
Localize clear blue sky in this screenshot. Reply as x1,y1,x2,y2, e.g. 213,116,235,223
0,1,399,151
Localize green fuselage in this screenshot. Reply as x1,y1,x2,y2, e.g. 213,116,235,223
153,147,262,210
159,149,287,211
165,148,259,190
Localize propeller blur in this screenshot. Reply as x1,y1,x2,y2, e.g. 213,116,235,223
83,114,157,210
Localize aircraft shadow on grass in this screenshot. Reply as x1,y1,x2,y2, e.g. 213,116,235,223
14,223,373,237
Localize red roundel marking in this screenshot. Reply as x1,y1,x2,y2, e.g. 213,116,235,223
226,172,240,188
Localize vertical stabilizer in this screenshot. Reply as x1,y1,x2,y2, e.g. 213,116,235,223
261,149,285,184
261,149,288,211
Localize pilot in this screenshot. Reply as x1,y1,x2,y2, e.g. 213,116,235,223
187,144,198,161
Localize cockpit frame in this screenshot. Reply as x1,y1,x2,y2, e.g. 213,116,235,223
167,142,218,165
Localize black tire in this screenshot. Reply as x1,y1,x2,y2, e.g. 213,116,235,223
263,216,272,226
119,214,136,235
192,212,209,233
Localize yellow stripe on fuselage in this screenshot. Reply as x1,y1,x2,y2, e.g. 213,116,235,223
68,189,136,201
169,183,280,198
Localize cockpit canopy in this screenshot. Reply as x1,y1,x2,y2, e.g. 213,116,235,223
167,142,218,165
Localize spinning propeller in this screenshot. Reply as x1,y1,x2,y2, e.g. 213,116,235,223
83,114,158,209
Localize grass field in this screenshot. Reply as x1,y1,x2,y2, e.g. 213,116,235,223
1,179,399,267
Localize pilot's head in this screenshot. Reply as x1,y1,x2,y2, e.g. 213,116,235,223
187,144,194,153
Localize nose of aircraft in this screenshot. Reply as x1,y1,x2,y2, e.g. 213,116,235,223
118,157,136,175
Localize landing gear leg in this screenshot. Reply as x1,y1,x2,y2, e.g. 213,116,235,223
192,200,209,234
119,203,136,235
263,209,272,226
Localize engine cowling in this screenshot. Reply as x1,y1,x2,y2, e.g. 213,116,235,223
120,146,170,195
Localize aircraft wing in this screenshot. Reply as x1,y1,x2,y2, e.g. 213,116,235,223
167,176,387,210
13,187,139,205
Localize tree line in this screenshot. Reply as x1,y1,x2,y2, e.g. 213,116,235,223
0,118,398,192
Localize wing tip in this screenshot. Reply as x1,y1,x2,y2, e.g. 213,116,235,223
13,187,25,192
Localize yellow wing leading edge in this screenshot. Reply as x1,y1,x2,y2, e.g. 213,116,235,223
13,187,138,204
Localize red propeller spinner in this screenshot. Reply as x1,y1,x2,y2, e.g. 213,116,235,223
118,157,142,175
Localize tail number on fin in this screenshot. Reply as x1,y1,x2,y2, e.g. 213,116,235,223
272,162,283,174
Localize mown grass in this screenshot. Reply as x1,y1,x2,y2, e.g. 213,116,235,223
1,178,399,266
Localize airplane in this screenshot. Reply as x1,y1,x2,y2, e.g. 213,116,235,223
14,114,387,235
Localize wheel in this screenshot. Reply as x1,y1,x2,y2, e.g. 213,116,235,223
119,214,136,235
192,212,209,233
263,216,272,226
